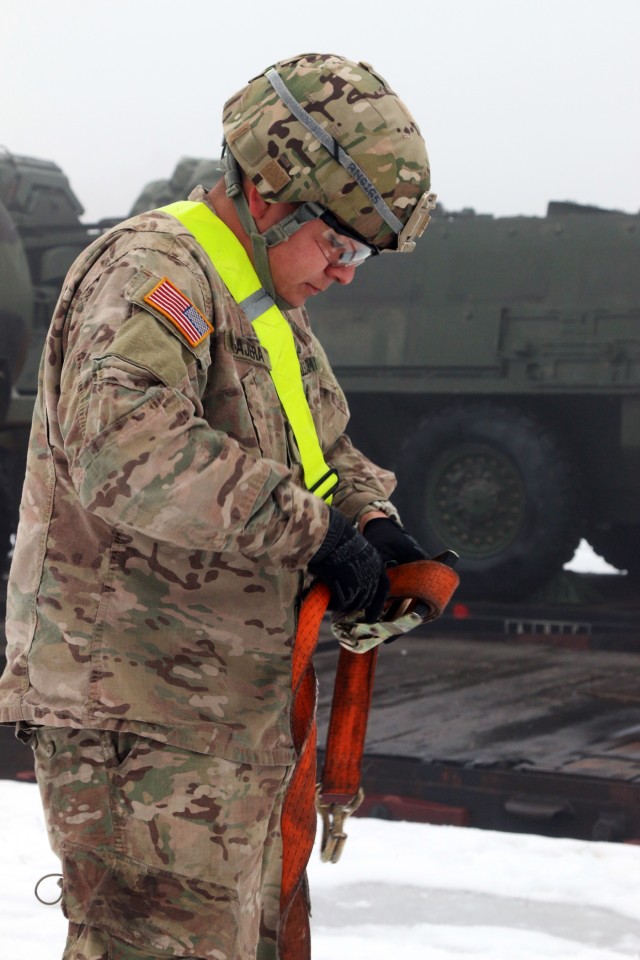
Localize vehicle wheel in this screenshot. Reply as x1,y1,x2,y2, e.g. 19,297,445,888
395,403,583,599
588,526,640,575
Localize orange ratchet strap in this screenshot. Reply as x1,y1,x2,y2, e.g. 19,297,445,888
278,581,330,960
278,558,459,959
317,558,459,861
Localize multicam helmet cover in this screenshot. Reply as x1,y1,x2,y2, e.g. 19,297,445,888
222,53,433,252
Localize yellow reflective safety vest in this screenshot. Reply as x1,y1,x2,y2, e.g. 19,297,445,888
159,201,339,503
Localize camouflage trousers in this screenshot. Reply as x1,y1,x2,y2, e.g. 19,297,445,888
31,727,291,960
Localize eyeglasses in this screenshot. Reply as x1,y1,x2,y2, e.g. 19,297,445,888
316,227,373,268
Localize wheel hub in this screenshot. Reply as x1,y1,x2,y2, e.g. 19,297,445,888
426,443,526,557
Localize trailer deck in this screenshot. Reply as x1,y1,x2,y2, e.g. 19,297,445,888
315,573,640,843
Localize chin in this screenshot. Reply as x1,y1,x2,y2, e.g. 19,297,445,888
280,292,306,309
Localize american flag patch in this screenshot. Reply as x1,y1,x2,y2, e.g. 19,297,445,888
143,277,213,347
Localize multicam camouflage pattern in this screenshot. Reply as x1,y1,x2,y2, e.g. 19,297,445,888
223,53,430,250
0,186,397,765
32,726,289,959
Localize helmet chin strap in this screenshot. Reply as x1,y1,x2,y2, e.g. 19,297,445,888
222,148,325,310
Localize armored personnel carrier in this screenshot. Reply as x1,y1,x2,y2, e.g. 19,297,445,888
314,201,640,598
0,148,102,566
0,191,32,555
2,154,639,599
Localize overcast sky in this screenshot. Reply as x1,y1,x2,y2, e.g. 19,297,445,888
2,0,639,223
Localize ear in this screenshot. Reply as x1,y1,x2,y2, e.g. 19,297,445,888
247,184,270,220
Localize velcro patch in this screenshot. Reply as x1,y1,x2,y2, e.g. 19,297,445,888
259,158,291,193
143,277,213,347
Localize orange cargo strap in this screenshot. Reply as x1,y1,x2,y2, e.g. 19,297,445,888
278,558,459,959
278,581,330,960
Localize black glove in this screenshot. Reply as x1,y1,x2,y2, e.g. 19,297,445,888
309,508,390,621
361,517,429,567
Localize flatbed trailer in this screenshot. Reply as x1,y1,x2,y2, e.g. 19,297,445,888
2,573,640,843
316,573,640,844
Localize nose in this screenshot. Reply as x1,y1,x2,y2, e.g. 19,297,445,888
325,264,357,286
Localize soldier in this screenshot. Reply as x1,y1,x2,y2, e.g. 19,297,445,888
0,54,433,960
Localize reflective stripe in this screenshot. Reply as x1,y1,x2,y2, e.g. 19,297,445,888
238,288,276,322
158,200,338,503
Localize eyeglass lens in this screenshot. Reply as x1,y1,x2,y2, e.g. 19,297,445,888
319,229,372,267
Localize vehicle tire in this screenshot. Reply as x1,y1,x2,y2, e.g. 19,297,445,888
395,402,583,599
588,526,640,575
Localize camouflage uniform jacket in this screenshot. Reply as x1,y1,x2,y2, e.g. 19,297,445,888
0,190,396,765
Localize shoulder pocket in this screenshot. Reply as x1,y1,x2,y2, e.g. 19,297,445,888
125,270,213,373
93,271,214,390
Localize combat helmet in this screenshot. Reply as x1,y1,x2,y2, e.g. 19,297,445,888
221,53,435,304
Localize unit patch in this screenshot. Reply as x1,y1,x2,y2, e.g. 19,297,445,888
143,277,213,347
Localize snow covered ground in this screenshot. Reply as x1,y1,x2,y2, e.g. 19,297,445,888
1,780,639,960
1,539,636,959
564,540,622,576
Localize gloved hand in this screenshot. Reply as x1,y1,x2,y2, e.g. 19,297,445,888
308,508,390,621
361,517,429,567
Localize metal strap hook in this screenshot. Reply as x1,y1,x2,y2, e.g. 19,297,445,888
315,786,365,863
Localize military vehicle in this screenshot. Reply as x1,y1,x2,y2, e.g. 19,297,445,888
315,200,640,599
1,153,638,599
129,156,223,216
0,191,32,555
0,148,105,566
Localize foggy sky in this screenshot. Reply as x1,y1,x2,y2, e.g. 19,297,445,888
2,0,639,223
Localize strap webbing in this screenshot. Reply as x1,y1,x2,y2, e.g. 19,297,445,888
278,580,330,960
158,201,338,503
282,559,458,954
319,646,378,802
